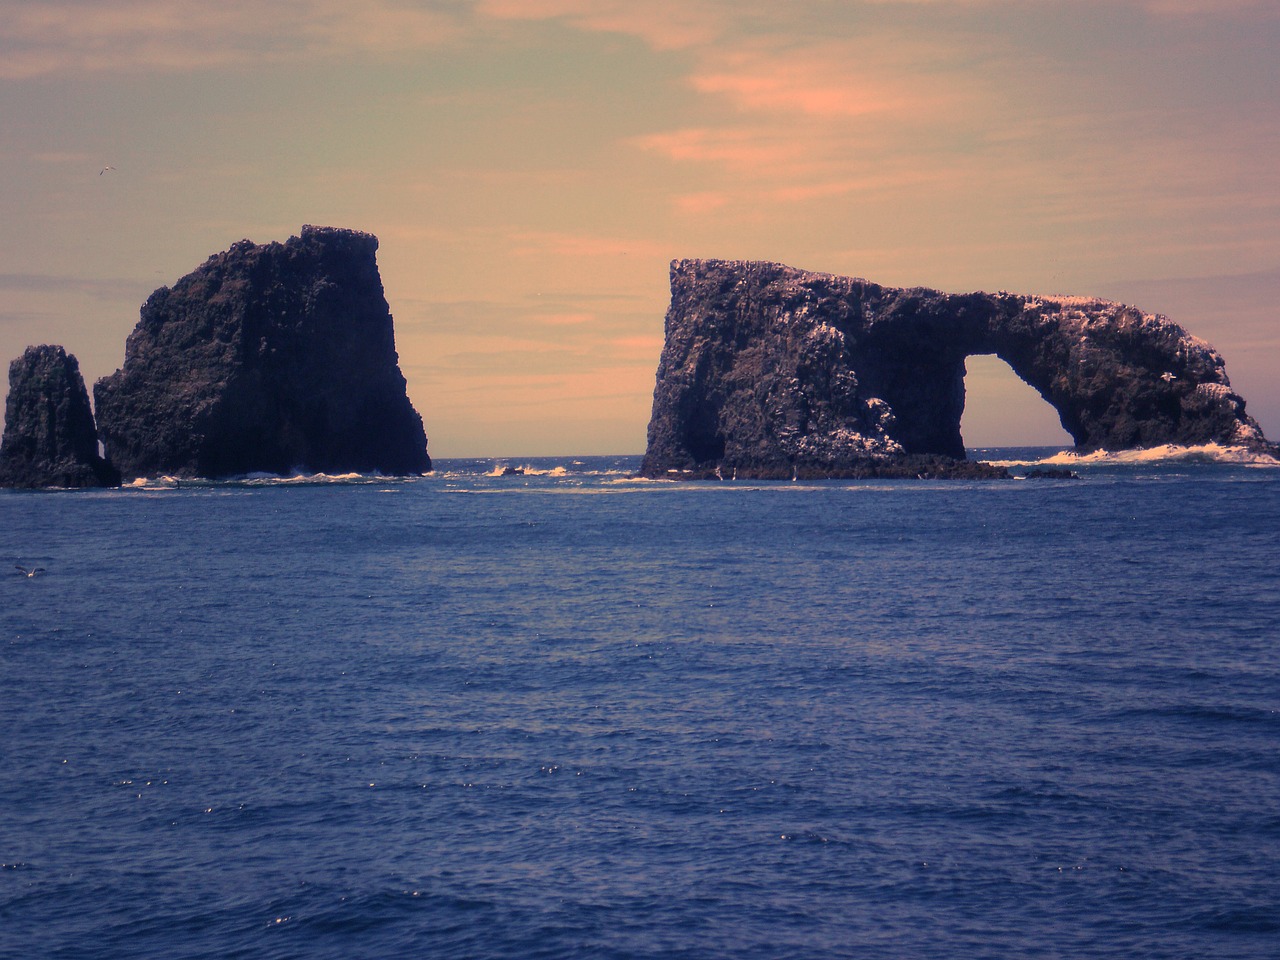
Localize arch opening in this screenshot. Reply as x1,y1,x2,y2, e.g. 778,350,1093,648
960,354,1073,451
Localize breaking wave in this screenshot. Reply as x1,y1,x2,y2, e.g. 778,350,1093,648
484,463,570,478
125,471,414,489
986,443,1280,468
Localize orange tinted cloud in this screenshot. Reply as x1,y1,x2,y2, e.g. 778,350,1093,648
506,230,672,259
533,312,597,326
633,127,816,175
690,44,915,117
673,192,731,215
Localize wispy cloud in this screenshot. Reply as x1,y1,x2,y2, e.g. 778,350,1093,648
632,127,818,176
1141,0,1277,14
474,0,730,50
629,29,996,214
531,312,597,326
0,0,460,78
505,230,672,259
0,272,147,300
688,41,931,118
860,0,1274,10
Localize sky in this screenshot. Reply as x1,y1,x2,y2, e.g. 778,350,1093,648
2,0,1277,457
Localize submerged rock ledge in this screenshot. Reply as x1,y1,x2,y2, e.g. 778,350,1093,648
641,260,1274,480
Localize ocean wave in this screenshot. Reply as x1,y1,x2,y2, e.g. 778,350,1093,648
478,462,639,479
987,443,1280,468
484,463,570,478
125,471,415,489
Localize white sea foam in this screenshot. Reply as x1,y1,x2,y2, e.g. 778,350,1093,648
123,471,420,489
485,462,631,478
127,475,183,490
247,471,412,485
485,463,568,477
987,443,1279,468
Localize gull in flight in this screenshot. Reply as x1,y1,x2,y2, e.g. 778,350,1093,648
14,564,46,578
100,166,115,175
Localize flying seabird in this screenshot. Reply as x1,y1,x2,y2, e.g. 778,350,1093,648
15,564,46,578
99,166,115,175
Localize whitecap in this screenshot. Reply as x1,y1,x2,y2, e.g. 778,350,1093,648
987,443,1279,468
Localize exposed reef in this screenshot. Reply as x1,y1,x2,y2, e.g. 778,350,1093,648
94,226,430,480
641,260,1273,479
0,345,120,488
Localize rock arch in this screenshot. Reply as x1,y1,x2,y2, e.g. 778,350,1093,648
641,260,1272,477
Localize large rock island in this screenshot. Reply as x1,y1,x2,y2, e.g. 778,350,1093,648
0,345,120,488
95,226,430,480
641,259,1273,479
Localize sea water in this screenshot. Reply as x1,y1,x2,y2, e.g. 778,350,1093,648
2,449,1278,959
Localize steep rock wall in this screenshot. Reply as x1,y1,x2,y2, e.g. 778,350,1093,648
0,345,119,488
94,226,430,480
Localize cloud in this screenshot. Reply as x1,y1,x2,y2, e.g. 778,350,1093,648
505,230,673,259
532,312,598,326
474,0,729,50
0,272,147,300
860,0,1273,9
631,38,983,207
633,127,818,176
1142,0,1276,13
689,42,925,118
623,25,1007,216
0,0,460,78
610,335,665,357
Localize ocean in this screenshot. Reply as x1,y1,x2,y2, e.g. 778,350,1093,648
2,448,1278,959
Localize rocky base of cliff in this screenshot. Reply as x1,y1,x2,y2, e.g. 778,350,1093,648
648,453,1011,481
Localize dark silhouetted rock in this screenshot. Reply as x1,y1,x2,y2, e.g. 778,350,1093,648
0,345,120,488
641,260,1274,479
1023,469,1080,480
94,226,430,480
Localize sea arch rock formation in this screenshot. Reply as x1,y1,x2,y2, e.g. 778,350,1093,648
641,260,1272,478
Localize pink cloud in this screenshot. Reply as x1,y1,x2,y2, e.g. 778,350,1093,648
632,127,817,175
690,45,915,118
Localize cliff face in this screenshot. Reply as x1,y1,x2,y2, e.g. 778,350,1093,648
642,260,1271,478
0,345,119,488
94,226,430,480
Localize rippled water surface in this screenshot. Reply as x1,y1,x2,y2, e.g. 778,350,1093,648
3,451,1278,959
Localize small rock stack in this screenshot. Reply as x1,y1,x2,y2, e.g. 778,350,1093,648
0,345,119,488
